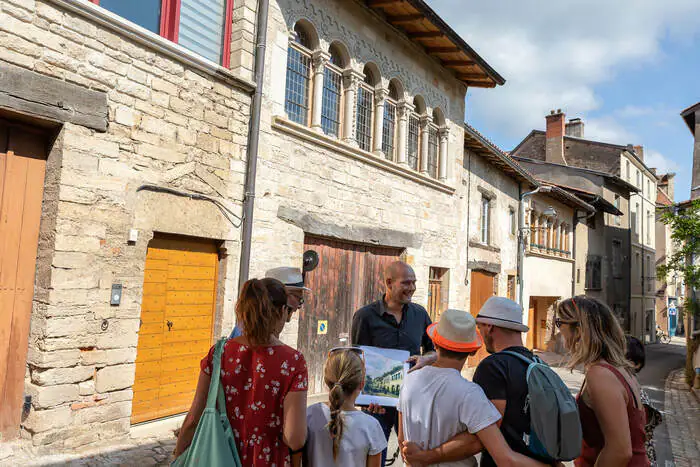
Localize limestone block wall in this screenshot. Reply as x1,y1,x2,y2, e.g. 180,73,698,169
0,0,252,448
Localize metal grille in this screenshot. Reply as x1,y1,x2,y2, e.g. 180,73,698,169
321,66,342,136
356,85,373,152
407,114,420,170
382,100,396,160
427,126,438,178
284,46,310,125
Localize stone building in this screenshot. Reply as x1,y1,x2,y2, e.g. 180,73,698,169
513,157,637,334
654,173,683,335
682,102,700,201
521,187,594,351
513,110,656,342
0,0,507,447
251,0,504,393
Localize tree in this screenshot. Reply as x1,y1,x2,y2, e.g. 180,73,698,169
657,199,700,384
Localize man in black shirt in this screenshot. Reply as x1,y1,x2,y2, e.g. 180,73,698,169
473,296,551,467
351,261,436,466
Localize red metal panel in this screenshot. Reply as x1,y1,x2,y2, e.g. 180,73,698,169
221,0,234,68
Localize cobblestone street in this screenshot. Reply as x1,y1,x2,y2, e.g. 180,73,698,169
665,370,700,467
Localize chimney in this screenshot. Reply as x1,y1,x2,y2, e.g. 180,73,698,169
633,145,644,161
565,117,585,138
545,109,566,165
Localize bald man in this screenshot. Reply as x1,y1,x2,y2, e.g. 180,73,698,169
351,261,437,466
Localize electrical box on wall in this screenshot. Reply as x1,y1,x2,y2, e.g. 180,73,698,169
110,284,122,306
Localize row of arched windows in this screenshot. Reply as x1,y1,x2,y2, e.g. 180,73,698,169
283,20,449,181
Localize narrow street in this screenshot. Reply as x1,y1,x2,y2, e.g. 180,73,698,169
638,339,690,466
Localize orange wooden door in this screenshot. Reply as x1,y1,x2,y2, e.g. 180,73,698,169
132,236,218,424
0,123,47,439
468,270,495,366
526,298,537,349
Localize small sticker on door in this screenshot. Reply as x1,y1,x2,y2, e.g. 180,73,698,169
317,320,328,335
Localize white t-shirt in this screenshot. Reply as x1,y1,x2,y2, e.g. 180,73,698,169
306,402,387,467
398,365,502,467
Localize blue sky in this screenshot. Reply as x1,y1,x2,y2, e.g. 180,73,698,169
427,0,700,201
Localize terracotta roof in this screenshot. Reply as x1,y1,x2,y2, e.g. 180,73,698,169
463,123,537,185
363,0,505,88
656,187,674,207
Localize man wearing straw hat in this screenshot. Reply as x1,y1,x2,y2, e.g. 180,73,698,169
472,296,550,467
398,309,544,466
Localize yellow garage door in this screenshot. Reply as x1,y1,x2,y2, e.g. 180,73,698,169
132,236,218,424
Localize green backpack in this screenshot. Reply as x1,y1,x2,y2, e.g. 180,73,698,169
172,338,242,467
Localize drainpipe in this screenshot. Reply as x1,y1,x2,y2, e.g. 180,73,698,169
517,186,552,307
238,0,270,291
571,210,578,297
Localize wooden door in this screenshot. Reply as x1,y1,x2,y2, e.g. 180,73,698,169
132,236,218,424
468,270,495,366
0,123,47,439
526,297,537,349
427,267,448,322
299,236,402,394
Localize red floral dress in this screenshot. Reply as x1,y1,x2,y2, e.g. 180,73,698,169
201,340,308,466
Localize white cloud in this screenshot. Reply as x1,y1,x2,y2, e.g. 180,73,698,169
645,149,681,174
427,0,700,145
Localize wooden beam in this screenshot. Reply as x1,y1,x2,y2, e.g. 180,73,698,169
387,14,424,24
0,62,108,132
408,31,443,39
426,46,460,54
367,0,402,7
442,60,475,67
457,74,490,82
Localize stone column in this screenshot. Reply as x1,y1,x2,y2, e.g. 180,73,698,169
438,128,449,181
373,88,387,157
396,102,413,166
311,51,330,132
342,70,362,146
419,115,432,174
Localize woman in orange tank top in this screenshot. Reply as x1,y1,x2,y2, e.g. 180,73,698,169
556,297,649,467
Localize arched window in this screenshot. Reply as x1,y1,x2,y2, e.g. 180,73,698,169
356,64,379,152
407,96,425,170
382,80,401,160
285,22,315,125
321,42,347,137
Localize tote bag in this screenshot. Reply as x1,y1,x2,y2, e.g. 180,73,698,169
172,338,242,467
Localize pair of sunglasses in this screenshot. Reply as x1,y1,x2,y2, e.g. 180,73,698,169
328,346,365,363
554,317,579,329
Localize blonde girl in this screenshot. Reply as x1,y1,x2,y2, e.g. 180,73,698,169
556,296,649,467
305,347,387,467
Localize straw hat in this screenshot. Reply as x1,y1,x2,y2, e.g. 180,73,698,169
427,309,482,353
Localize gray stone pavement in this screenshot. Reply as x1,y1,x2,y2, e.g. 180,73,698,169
2,343,697,466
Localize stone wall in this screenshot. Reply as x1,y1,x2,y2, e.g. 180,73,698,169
462,151,520,304
1,0,252,448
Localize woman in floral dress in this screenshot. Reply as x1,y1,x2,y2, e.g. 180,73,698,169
174,278,308,466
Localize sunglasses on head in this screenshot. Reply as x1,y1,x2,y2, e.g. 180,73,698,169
328,346,365,362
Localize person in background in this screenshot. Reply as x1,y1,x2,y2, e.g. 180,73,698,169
626,336,662,467
305,347,386,467
231,267,311,338
557,296,649,467
398,309,549,467
351,261,436,466
175,278,308,466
